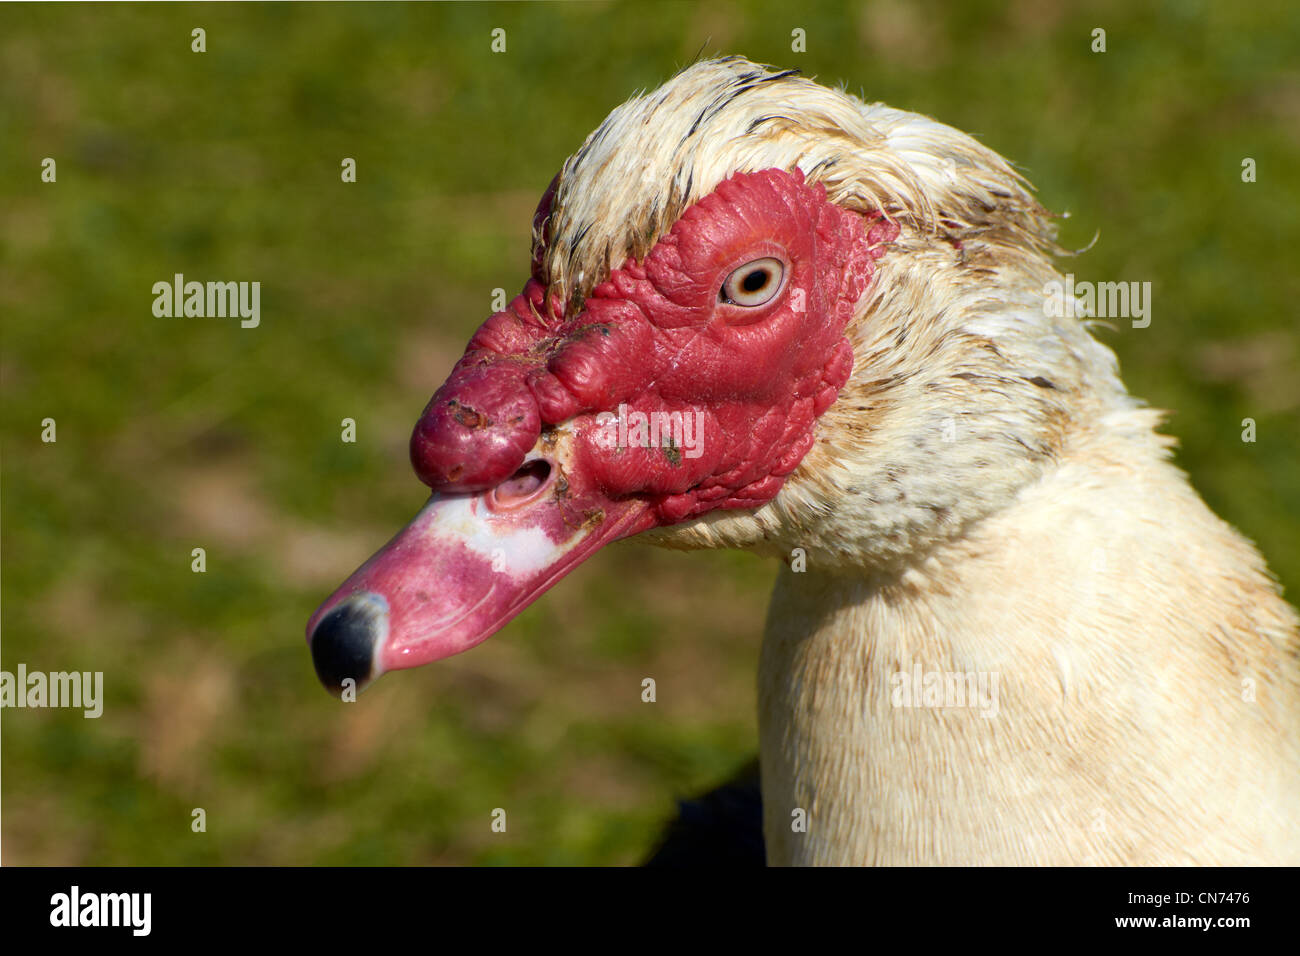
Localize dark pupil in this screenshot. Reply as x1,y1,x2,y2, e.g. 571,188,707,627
741,269,768,293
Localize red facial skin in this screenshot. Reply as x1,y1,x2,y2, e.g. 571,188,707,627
411,167,895,518
310,168,897,683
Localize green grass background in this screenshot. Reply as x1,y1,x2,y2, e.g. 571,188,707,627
2,0,1296,864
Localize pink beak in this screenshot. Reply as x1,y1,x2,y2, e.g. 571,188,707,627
305,447,652,694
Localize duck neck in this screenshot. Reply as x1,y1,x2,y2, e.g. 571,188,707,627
756,433,1299,865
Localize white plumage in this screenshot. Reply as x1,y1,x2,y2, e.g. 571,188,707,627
547,57,1299,864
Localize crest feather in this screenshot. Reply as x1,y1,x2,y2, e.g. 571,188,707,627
536,56,1056,312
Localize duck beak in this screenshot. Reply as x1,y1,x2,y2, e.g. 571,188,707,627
305,449,652,696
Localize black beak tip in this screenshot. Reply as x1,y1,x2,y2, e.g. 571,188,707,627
309,597,384,697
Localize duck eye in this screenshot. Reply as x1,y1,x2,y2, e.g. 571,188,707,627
720,257,785,307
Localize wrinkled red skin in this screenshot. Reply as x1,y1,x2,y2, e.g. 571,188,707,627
409,168,898,528
308,168,901,685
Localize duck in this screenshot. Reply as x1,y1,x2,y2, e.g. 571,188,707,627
307,56,1300,865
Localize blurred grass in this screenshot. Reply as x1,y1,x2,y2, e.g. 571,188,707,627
1,0,1296,864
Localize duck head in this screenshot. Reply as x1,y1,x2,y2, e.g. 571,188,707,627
307,163,891,694
307,56,1084,695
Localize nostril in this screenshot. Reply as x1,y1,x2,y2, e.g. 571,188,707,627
309,593,387,695
490,459,553,509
